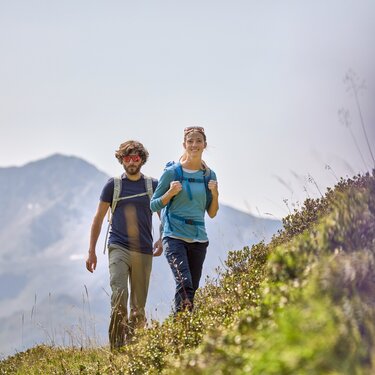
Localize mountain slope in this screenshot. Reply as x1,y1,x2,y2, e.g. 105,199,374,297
1,172,373,374
0,154,281,358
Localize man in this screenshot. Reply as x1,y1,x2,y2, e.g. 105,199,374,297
86,140,162,350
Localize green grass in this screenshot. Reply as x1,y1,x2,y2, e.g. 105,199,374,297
1,171,374,374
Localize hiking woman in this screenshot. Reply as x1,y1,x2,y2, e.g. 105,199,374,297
150,126,219,312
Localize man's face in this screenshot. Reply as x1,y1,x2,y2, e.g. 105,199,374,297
122,153,142,175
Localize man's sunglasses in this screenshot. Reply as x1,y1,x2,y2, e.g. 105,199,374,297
123,155,141,163
184,126,205,134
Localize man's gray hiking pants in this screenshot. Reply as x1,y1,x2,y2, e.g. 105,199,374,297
108,243,152,350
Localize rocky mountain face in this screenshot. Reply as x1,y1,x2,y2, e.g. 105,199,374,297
0,155,281,358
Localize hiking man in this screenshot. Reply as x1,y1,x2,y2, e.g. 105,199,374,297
86,140,162,350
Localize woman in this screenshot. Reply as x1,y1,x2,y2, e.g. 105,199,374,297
150,126,219,312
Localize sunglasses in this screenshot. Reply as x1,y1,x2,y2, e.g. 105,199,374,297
123,154,141,163
184,126,205,134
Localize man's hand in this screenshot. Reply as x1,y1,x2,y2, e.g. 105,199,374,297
86,252,97,273
153,239,163,257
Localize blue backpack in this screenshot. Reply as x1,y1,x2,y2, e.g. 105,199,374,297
163,161,213,229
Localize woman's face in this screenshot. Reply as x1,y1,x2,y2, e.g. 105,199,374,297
183,131,206,157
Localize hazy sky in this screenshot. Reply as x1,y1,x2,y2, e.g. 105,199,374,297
1,0,374,219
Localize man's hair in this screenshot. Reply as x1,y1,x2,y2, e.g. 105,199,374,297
115,140,149,165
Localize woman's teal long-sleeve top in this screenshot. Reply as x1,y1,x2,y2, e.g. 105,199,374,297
150,165,217,242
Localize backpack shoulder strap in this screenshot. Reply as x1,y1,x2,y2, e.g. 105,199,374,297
173,162,183,182
112,175,153,206
175,163,194,200
104,175,122,254
164,161,183,182
107,175,122,224
164,162,182,228
143,175,154,200
112,176,122,215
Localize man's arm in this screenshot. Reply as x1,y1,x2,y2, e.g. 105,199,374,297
86,201,110,273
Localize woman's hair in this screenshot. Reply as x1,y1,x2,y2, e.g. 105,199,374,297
115,140,149,165
183,126,206,142
181,126,210,176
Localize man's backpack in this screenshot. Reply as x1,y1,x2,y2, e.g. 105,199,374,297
103,175,154,253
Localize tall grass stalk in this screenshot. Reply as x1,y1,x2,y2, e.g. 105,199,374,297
338,107,368,171
344,70,375,168
307,173,323,197
325,164,339,182
21,313,24,349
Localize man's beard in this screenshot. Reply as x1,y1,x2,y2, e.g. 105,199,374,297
124,164,142,176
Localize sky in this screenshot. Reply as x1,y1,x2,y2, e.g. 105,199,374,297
0,0,374,219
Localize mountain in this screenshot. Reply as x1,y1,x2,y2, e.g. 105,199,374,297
0,154,281,358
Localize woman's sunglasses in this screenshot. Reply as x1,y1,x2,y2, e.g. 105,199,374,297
184,126,205,134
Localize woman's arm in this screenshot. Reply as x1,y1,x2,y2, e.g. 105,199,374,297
150,168,181,211
207,179,219,218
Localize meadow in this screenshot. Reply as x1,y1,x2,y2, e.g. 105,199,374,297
1,169,374,374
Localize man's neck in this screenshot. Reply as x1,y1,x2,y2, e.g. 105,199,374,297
124,172,142,181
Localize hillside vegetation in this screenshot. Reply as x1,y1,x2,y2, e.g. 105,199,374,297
1,172,374,374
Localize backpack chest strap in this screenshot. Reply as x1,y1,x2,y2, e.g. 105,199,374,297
182,177,205,183
170,213,204,226
115,191,149,203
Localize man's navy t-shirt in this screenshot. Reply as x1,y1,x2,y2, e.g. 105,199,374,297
101,174,158,255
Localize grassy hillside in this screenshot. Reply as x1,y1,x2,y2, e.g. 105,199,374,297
1,171,374,374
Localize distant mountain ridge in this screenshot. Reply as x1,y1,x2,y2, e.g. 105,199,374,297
0,154,282,358
0,154,107,258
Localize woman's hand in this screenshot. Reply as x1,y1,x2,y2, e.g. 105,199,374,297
169,181,183,197
161,181,183,206
207,180,219,218
208,180,219,198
